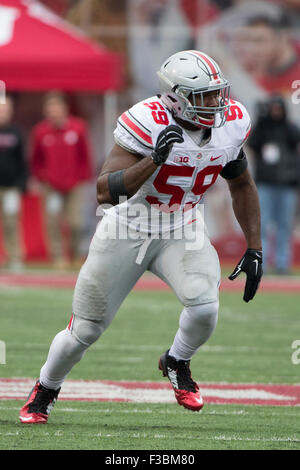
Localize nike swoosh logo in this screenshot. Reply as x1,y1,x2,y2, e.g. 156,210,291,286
19,416,33,422
210,155,222,161
196,397,203,404
253,259,258,275
234,257,245,276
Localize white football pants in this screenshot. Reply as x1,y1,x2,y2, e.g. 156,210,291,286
40,215,220,390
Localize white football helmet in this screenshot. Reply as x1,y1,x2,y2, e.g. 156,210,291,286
157,50,230,128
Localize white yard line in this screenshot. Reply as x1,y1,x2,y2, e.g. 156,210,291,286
1,405,300,418
6,341,292,353
1,430,298,444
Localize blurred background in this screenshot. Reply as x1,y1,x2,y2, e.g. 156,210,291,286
0,0,299,274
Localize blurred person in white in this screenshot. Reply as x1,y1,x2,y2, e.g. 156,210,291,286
128,0,192,102
19,50,263,423
0,96,27,271
128,0,222,102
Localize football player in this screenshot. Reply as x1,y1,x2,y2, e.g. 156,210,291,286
20,50,262,423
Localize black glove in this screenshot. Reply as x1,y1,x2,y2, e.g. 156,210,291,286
229,248,263,302
151,125,184,165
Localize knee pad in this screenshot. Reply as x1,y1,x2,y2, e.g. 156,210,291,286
70,314,103,346
181,274,210,304
181,271,220,305
180,247,220,306
180,301,219,332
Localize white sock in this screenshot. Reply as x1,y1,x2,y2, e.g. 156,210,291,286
40,328,88,391
169,302,219,361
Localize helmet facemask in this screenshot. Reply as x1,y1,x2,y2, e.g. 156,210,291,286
168,82,230,129
180,84,230,128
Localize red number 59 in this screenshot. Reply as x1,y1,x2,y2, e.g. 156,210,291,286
144,101,169,125
225,99,243,122
146,164,223,212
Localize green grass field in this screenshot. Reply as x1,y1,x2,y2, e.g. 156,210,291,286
1,280,300,450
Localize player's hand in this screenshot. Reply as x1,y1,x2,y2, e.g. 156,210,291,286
151,125,184,165
229,248,263,302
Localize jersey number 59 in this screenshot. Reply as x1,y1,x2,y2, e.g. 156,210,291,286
144,101,169,125
146,164,223,211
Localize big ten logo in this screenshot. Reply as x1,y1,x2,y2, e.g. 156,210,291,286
0,340,6,365
291,81,300,105
291,340,300,365
174,156,190,163
0,80,6,104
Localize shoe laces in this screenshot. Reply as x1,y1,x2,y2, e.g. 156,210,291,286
168,356,198,393
28,384,58,414
177,361,199,392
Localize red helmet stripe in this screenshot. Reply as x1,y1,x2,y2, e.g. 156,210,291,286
188,50,219,80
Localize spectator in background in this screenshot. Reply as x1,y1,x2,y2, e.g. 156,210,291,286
0,96,27,271
30,91,92,269
232,13,300,96
248,94,300,274
198,5,300,123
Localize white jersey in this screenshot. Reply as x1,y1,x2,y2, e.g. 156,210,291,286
105,96,251,234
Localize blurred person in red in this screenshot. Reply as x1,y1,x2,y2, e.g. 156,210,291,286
30,91,93,269
0,96,27,271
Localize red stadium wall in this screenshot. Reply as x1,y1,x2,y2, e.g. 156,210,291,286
0,195,300,266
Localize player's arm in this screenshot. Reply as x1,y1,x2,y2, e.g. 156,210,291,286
97,125,184,205
226,168,262,251
96,144,158,205
221,152,263,302
226,168,263,302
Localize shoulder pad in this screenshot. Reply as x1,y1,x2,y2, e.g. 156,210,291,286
118,96,168,149
115,96,173,154
117,101,154,150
